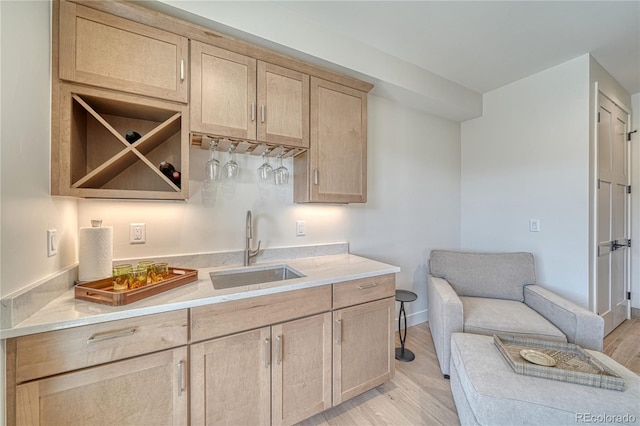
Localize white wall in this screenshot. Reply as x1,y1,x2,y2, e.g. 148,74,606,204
632,93,640,311
347,95,461,322
461,55,591,307
1,1,78,423
0,1,78,297
78,94,462,322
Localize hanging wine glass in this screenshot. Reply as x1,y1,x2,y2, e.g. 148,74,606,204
274,154,289,185
222,145,239,180
205,140,220,182
257,151,274,183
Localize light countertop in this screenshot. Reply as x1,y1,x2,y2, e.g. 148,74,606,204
0,254,400,339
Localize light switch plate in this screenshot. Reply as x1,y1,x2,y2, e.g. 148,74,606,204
529,219,540,232
130,223,146,244
47,229,57,257
296,220,305,236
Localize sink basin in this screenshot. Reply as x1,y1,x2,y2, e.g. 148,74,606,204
209,264,305,290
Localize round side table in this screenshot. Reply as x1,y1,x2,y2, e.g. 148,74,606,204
395,289,417,362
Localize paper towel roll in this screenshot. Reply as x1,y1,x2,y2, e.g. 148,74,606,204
79,226,113,282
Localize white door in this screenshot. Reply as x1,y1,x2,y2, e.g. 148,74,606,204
596,92,631,336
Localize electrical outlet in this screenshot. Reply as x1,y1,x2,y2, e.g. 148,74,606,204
47,229,57,257
129,223,146,244
296,220,306,237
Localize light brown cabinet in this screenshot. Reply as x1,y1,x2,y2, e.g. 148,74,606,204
52,84,189,199
294,77,368,203
16,347,188,426
59,1,188,103
190,327,271,425
190,313,332,426
5,276,395,425
191,41,309,149
53,1,190,200
6,310,189,426
333,297,395,405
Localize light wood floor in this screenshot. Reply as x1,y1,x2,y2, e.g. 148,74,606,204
603,317,640,374
299,319,640,426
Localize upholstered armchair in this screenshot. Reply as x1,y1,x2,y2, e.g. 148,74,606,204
427,250,604,377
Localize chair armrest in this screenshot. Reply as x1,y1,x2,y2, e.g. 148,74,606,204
524,284,604,351
427,275,463,375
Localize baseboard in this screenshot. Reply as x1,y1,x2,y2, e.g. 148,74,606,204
395,308,428,330
632,307,640,319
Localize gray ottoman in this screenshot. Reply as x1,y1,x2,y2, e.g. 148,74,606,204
450,333,640,426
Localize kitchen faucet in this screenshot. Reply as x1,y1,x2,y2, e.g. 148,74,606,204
244,210,261,266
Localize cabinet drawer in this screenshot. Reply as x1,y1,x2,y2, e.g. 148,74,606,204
14,309,188,383
190,285,332,342
333,274,395,309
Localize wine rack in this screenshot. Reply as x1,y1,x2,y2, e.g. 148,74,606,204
54,84,188,199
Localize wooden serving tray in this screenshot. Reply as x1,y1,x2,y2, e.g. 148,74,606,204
75,268,198,306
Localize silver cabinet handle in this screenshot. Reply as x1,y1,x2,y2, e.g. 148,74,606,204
335,320,342,345
314,169,319,185
86,328,135,344
357,283,377,290
261,105,265,123
251,103,256,122
264,338,270,368
177,360,185,396
276,335,282,365
180,59,185,82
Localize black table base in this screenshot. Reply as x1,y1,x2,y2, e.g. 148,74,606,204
395,289,417,362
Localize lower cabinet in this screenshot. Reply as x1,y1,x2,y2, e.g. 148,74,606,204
333,297,395,405
15,347,188,426
6,277,395,425
190,312,332,426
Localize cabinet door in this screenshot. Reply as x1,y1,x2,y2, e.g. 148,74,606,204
333,297,394,405
15,347,188,426
272,313,332,426
59,1,188,103
257,62,309,148
297,77,367,203
190,328,271,425
191,41,257,139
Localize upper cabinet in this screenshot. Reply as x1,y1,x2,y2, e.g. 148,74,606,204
294,78,367,203
52,1,189,200
52,84,189,200
51,0,372,201
257,61,309,148
59,1,188,103
191,41,309,149
190,42,257,140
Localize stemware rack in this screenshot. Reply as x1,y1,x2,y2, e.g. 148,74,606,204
191,133,306,159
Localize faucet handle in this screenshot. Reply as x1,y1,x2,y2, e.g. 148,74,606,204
250,240,261,258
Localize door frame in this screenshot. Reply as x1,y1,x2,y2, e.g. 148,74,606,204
591,82,632,331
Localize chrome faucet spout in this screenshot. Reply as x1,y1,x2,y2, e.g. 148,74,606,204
244,210,261,266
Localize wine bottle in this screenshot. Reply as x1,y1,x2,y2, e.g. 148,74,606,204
125,130,142,143
171,171,181,188
159,161,175,179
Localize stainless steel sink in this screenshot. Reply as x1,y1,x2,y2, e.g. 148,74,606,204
209,264,305,290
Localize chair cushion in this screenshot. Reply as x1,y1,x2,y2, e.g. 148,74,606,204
430,250,536,301
461,296,567,343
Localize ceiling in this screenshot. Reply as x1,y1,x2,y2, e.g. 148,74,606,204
152,0,639,119
275,1,640,95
